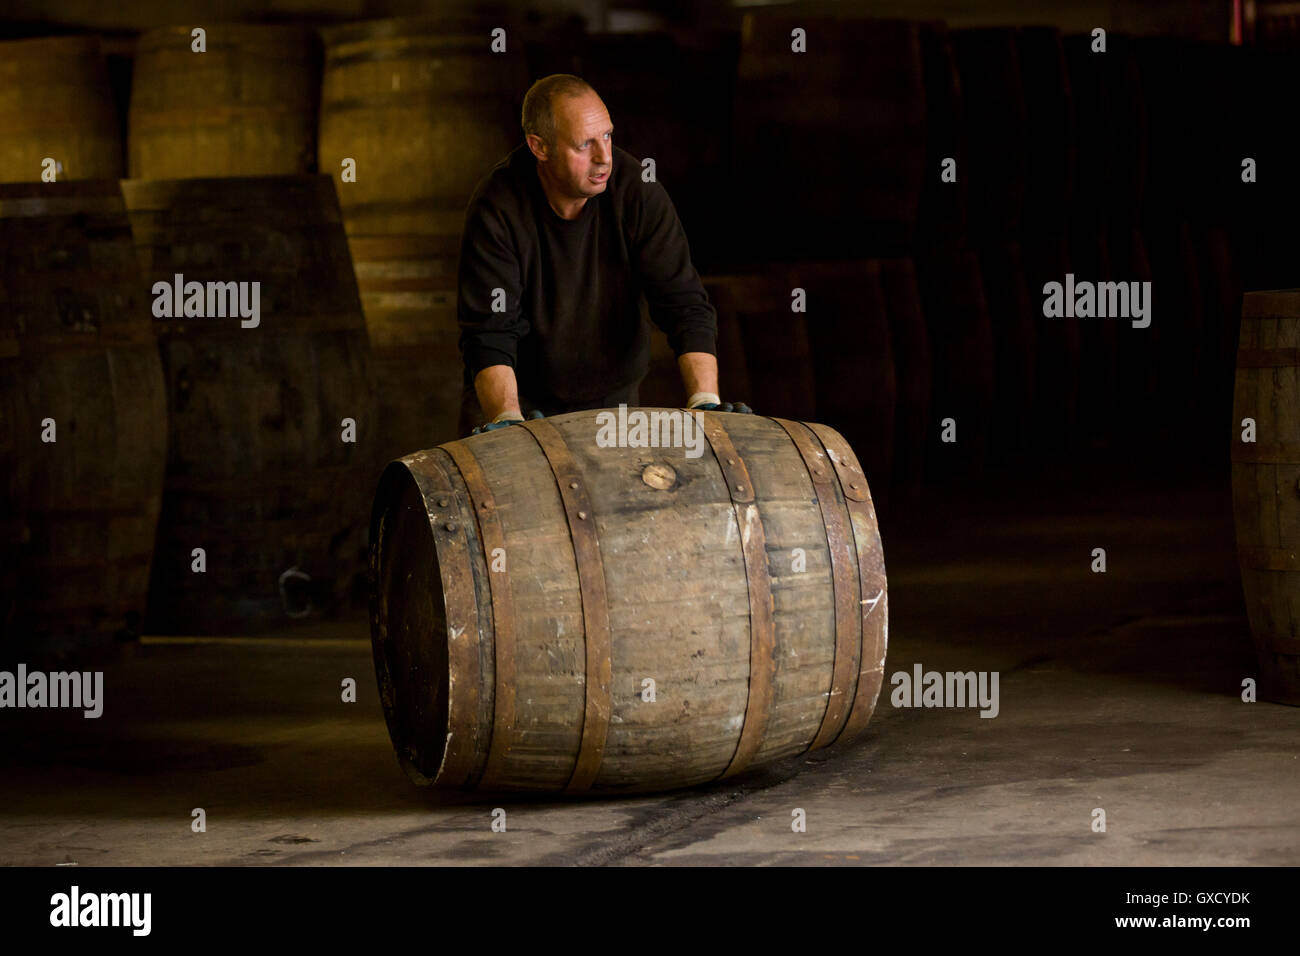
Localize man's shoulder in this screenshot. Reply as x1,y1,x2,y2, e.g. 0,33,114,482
468,142,534,213
610,145,651,197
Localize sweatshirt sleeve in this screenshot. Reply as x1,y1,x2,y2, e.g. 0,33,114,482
633,178,717,357
457,197,529,374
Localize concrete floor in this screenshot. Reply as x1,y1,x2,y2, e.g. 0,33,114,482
2,456,1297,866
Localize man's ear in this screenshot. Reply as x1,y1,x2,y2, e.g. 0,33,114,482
525,134,548,163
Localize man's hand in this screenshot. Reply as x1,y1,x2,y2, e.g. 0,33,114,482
687,390,753,413
688,398,754,414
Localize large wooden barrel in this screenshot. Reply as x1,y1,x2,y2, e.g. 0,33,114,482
0,36,123,183
128,24,319,180
347,234,462,454
318,16,529,237
1231,290,1300,705
1,181,167,658
120,175,378,633
731,14,926,261
370,410,888,791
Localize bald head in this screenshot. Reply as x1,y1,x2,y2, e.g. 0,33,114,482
521,74,603,152
522,75,614,218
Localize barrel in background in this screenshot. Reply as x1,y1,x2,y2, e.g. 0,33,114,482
128,24,320,179
346,234,462,453
121,175,377,633
796,260,897,507
370,409,888,791
1016,27,1076,234
1231,290,1300,705
877,257,931,493
318,16,529,237
915,22,967,249
1,181,167,660
576,29,739,272
319,16,529,451
0,35,123,182
0,325,24,640
917,248,995,475
637,299,751,411
703,268,817,424
731,13,926,262
976,239,1036,453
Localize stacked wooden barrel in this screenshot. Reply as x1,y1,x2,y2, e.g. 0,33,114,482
700,263,898,504
319,16,530,456
128,24,320,179
1,182,167,658
121,176,377,633
730,13,926,263
0,36,123,182
576,29,740,273
370,409,888,791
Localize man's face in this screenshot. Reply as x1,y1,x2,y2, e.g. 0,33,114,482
538,91,613,198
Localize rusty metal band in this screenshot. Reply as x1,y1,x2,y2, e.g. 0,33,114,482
1238,548,1300,571
1237,348,1300,367
394,451,482,788
770,417,860,751
699,412,776,779
442,440,516,790
520,419,613,793
1231,443,1300,464
807,423,888,745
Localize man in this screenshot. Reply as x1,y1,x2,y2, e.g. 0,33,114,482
456,74,750,435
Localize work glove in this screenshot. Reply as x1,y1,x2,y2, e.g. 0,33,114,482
687,391,753,414
471,408,544,435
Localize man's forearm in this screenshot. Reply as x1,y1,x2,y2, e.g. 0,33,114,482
677,351,719,402
474,364,522,421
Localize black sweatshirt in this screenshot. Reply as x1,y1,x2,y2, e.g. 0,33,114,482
456,143,717,409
